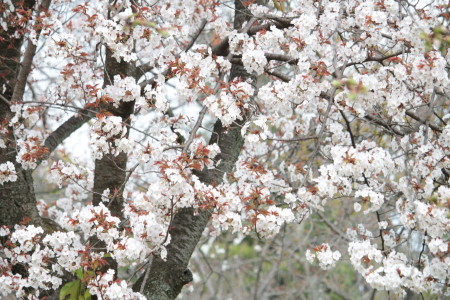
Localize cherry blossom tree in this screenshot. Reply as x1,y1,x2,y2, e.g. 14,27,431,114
0,0,449,299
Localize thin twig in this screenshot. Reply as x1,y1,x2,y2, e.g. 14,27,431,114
184,19,208,52
418,231,427,270
140,257,153,294
182,106,208,153
316,211,351,242
301,87,336,186
267,136,318,142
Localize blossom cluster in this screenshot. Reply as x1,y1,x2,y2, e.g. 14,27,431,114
91,116,132,159
103,75,143,107
0,225,77,298
88,269,145,300
306,243,341,270
347,227,450,297
0,161,17,185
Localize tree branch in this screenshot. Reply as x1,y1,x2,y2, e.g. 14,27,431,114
10,0,52,104
43,111,92,155
405,110,442,133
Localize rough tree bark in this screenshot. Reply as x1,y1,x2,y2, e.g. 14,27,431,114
0,0,51,229
92,46,137,216
90,36,138,282
133,1,261,298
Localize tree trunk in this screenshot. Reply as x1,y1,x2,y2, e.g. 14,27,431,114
134,1,260,298
90,22,138,282
92,46,137,217
0,0,44,228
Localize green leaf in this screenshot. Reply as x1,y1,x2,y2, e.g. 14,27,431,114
60,281,75,300
348,93,357,101
346,78,357,87
156,28,170,37
59,279,82,300
75,268,84,280
86,270,95,278
331,80,342,88
132,19,157,28
84,289,92,300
